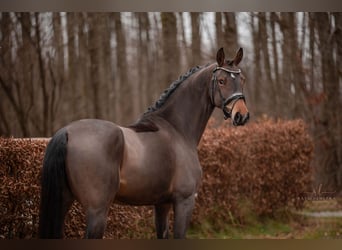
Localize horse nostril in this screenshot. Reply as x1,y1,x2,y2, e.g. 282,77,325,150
234,112,242,124
234,112,249,126
244,112,250,123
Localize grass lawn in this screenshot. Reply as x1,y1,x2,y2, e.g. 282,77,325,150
187,199,342,239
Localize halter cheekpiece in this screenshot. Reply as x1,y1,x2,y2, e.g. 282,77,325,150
211,66,245,120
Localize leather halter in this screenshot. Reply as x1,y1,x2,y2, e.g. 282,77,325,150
211,66,246,120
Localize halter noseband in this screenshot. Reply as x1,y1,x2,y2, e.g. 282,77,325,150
211,66,246,120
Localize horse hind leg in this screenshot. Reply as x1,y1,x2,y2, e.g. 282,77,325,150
85,207,110,239
83,163,121,239
82,170,119,239
82,168,120,239
66,124,124,239
154,203,172,239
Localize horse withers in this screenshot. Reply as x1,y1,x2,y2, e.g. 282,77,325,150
39,47,249,239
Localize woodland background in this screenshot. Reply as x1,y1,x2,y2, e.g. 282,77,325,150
0,12,341,194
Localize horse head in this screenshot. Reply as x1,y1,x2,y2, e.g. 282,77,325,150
211,47,249,126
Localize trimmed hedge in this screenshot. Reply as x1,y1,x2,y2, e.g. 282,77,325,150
0,119,313,238
194,119,313,229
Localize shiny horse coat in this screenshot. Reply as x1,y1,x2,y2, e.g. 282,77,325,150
39,47,249,239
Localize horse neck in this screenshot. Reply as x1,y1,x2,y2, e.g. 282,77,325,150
157,65,215,146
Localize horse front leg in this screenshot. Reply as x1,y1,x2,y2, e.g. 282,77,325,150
154,203,172,239
173,195,196,239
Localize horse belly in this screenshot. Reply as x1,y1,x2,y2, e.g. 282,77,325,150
116,155,174,205
115,128,174,205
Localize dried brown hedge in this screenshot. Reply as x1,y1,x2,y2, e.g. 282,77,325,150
0,119,313,238
194,119,313,229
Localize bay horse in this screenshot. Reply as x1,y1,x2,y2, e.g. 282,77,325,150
39,47,249,239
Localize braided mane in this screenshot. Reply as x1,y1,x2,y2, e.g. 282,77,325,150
129,65,203,132
144,66,202,114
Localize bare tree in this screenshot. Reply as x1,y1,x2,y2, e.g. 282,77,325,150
215,13,223,49
113,13,131,125
190,12,202,65
223,13,238,56
136,13,151,114
0,12,341,192
332,12,342,188
270,12,281,116
313,12,341,191
250,13,263,116
161,12,179,86
258,13,277,116
0,13,34,136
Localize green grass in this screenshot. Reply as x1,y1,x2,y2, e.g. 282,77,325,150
186,199,342,239
187,217,293,239
297,216,342,239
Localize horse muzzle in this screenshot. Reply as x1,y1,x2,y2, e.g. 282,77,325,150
230,98,249,126
232,111,249,126
222,93,249,126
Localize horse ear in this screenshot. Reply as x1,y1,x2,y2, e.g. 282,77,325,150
216,47,225,67
233,47,243,66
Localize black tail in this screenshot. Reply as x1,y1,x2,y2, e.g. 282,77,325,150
39,128,70,238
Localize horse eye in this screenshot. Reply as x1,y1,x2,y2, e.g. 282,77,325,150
219,79,225,85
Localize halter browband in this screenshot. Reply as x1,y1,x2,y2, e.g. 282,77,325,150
211,66,245,120
213,67,241,74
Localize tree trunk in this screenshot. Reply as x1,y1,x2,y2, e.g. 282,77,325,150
161,12,179,87
190,12,201,65
51,12,65,131
66,13,79,119
88,13,103,119
250,13,262,116
332,12,342,190
215,12,223,48
113,13,131,125
0,14,15,134
279,13,296,118
223,13,238,56
102,14,112,120
136,12,151,114
270,12,281,116
282,13,308,118
314,12,341,191
34,13,49,135
259,13,277,117
75,13,91,120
